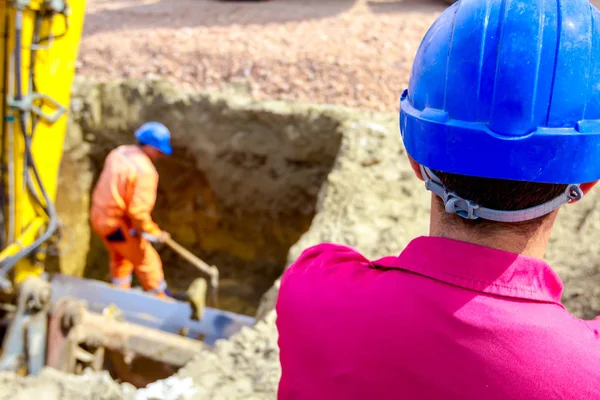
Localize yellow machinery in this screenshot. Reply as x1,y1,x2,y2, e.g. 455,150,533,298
0,0,85,284
0,0,253,382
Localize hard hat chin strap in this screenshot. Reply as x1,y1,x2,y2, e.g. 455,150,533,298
419,165,583,223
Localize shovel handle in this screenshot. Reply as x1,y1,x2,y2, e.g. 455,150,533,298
164,237,219,283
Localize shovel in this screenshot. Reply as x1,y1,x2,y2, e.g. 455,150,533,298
140,233,220,308
164,237,220,307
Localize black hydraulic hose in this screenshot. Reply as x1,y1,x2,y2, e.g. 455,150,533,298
0,9,60,276
24,13,47,213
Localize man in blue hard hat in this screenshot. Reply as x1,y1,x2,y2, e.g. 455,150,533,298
276,0,600,399
91,122,173,298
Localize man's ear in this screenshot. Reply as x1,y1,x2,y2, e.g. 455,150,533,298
407,154,424,181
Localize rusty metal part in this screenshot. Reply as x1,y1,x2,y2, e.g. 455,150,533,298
46,297,101,373
162,236,220,306
0,276,51,375
49,274,254,346
47,297,205,374
70,306,205,366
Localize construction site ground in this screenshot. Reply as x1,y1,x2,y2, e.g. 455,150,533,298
79,0,446,112
5,0,600,399
78,0,600,112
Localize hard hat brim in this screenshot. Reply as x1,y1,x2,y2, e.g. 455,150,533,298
160,145,173,156
400,96,600,185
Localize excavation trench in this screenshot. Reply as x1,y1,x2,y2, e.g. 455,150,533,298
53,77,343,316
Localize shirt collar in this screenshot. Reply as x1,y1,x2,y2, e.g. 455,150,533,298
372,236,564,305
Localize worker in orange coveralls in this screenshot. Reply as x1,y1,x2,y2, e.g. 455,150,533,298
90,122,173,297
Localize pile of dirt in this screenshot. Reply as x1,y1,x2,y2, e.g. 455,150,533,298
176,312,280,400
0,368,135,400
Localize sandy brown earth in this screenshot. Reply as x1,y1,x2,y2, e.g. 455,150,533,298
78,0,446,112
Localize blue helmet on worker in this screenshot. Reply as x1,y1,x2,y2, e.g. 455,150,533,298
134,122,172,156
400,0,600,185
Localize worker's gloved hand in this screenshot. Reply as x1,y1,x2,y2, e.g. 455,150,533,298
140,230,170,243
141,232,160,243
158,231,171,243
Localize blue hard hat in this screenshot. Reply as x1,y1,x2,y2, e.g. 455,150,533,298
400,0,600,184
134,122,172,156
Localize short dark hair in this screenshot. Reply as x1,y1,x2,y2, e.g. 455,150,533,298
433,170,568,231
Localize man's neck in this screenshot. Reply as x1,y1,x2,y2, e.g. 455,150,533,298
428,196,557,259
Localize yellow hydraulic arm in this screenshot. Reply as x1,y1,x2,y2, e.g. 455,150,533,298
0,0,85,287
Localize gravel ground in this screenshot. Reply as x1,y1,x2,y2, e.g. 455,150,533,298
78,0,446,112
79,0,600,112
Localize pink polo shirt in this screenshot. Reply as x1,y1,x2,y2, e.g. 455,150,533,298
276,236,600,399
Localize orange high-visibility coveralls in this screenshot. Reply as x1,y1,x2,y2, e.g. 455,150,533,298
90,145,166,294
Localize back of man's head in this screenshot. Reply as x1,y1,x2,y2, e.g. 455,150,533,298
400,0,600,232
432,170,568,233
